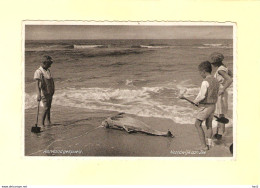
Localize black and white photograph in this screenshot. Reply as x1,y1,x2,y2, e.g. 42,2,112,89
24,22,234,157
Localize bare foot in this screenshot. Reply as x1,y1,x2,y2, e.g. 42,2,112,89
45,121,52,126
37,125,45,130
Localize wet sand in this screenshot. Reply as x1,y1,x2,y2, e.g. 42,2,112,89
25,106,233,157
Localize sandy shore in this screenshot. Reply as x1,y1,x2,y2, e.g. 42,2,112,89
25,105,233,157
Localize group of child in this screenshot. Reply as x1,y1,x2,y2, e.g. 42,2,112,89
34,53,233,152
192,52,233,151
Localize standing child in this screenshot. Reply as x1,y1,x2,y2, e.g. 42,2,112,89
34,55,55,127
209,52,233,140
193,61,219,150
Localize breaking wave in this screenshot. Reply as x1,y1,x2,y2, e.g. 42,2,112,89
25,84,233,125
73,44,108,49
25,44,73,52
195,43,232,49
131,45,171,49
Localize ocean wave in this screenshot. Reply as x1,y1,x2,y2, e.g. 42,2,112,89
131,45,171,49
73,45,108,49
25,44,109,52
203,43,223,47
56,49,145,59
176,80,199,95
140,45,170,49
195,43,232,49
25,87,195,124
25,86,233,125
75,49,145,58
25,44,73,52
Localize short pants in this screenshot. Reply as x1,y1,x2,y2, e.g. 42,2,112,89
41,95,53,109
196,104,216,121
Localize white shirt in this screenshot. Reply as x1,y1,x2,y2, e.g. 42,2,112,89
34,66,52,80
214,65,228,87
194,80,209,104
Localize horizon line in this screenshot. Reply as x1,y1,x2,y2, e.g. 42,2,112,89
25,38,233,41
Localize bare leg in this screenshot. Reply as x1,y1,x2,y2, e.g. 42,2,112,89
46,108,51,125
41,106,48,126
195,119,207,149
45,96,52,125
205,116,213,139
205,116,213,148
41,96,52,126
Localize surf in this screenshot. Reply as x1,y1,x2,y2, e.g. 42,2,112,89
25,83,233,126
73,44,108,49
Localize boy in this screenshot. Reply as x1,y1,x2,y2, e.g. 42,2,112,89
193,61,219,150
34,55,55,127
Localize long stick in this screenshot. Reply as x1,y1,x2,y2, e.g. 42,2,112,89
181,96,198,107
179,95,229,124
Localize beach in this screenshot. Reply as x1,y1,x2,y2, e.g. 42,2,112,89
25,106,233,157
24,39,233,157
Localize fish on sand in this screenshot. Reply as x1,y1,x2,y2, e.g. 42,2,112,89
102,113,173,137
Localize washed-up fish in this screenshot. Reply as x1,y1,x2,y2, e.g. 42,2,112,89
102,113,173,137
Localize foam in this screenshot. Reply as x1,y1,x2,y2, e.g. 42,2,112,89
25,84,233,125
25,86,194,124
196,44,232,49
25,44,73,52
203,43,223,47
73,45,107,49
140,45,170,49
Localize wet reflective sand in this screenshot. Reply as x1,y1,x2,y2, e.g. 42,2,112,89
25,106,233,157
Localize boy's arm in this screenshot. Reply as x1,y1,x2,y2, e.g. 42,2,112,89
36,80,41,101
193,81,209,105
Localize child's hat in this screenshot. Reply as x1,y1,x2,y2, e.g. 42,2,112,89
209,52,224,63
43,55,53,63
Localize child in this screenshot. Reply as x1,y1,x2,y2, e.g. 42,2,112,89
34,55,55,127
193,61,219,150
209,52,233,140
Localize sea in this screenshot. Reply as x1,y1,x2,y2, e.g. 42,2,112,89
24,39,233,125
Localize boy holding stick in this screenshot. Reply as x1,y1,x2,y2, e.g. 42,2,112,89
180,61,219,150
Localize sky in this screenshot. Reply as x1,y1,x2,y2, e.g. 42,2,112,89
25,25,233,40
